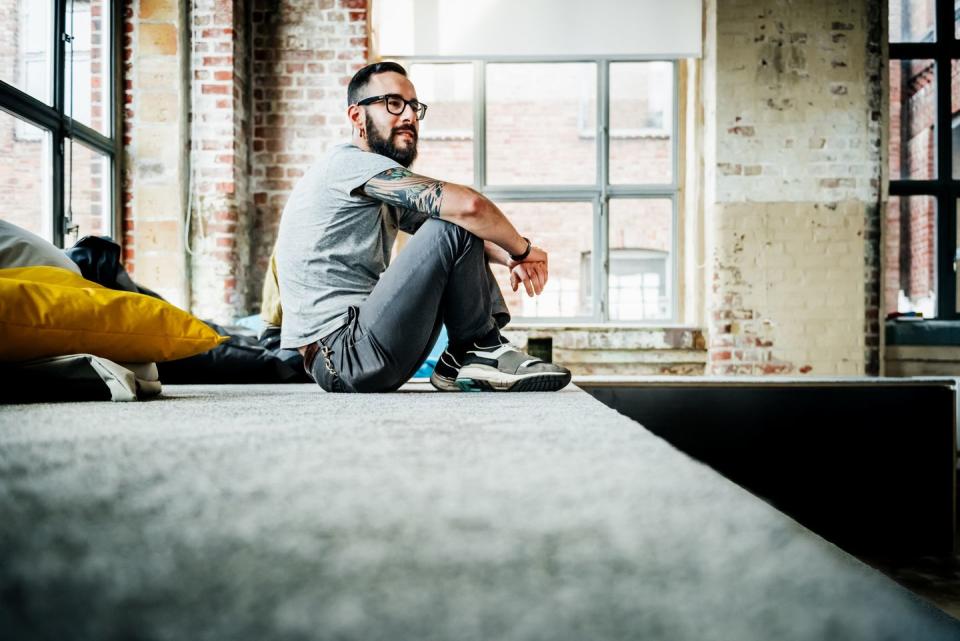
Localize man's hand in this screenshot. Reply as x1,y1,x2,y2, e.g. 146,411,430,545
508,245,549,296
510,260,548,297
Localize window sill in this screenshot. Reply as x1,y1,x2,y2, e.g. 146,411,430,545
507,322,702,331
885,319,960,346
501,325,707,376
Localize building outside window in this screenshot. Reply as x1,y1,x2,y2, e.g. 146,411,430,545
395,59,679,324
886,0,960,319
0,0,118,247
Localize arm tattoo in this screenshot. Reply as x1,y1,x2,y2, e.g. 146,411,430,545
362,167,444,216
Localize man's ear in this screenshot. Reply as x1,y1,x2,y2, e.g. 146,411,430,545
347,104,364,135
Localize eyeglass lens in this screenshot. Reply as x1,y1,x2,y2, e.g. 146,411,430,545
385,96,425,119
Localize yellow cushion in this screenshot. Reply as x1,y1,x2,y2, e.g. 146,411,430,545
0,266,228,362
260,247,283,327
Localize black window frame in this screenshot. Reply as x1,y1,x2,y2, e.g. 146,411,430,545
889,0,959,318
0,0,122,248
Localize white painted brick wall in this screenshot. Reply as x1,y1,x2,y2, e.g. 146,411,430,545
123,0,188,309
705,0,882,376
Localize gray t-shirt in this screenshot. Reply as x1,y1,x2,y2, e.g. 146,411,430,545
276,143,430,348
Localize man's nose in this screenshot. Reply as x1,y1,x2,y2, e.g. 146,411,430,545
398,102,416,121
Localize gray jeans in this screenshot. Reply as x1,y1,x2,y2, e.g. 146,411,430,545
309,218,510,393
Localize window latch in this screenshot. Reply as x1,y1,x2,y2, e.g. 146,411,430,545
61,33,74,44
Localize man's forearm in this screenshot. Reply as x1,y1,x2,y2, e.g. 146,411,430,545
484,241,511,267
439,184,527,257
360,170,528,257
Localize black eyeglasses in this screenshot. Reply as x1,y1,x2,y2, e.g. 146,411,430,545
356,93,428,120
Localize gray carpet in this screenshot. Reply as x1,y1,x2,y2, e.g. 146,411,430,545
0,383,957,641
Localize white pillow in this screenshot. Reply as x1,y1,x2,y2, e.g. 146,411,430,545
0,219,80,274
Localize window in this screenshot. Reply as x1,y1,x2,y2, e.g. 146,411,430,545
887,0,960,317
399,59,679,323
0,0,118,247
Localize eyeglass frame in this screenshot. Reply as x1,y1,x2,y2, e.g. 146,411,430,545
355,93,428,120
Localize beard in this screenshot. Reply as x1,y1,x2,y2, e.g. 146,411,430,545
365,113,418,168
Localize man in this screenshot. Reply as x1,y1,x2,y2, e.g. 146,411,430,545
276,61,571,393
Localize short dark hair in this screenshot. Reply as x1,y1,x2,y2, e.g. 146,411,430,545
347,62,408,106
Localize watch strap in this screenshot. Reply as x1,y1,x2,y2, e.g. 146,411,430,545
510,237,532,262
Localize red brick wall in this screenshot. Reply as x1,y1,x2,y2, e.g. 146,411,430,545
249,0,368,311
118,0,367,318
188,0,254,318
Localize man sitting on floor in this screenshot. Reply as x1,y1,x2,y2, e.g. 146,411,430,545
275,61,571,393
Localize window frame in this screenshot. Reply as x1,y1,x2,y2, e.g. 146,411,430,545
888,0,959,318
0,0,122,248
393,56,681,325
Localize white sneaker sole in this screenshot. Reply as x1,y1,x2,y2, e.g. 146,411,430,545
429,370,461,392
455,364,571,392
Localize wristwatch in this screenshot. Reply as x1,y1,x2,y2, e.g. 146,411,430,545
510,237,532,262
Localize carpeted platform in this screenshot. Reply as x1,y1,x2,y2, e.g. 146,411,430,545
1,383,958,640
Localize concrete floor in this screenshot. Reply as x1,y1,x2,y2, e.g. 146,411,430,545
1,383,958,640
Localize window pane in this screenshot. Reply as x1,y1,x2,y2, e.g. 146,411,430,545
953,61,960,179
609,62,673,185
494,201,593,318
889,0,935,42
0,111,52,241
889,60,936,180
407,63,473,185
609,199,673,320
486,63,596,186
0,0,53,104
65,140,111,244
66,0,111,135
884,196,936,317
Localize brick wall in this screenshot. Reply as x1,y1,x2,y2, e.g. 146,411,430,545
120,0,366,321
249,0,368,312
705,0,883,375
123,0,188,306
187,0,253,319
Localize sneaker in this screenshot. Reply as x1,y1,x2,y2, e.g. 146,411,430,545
429,349,462,392
455,343,572,392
